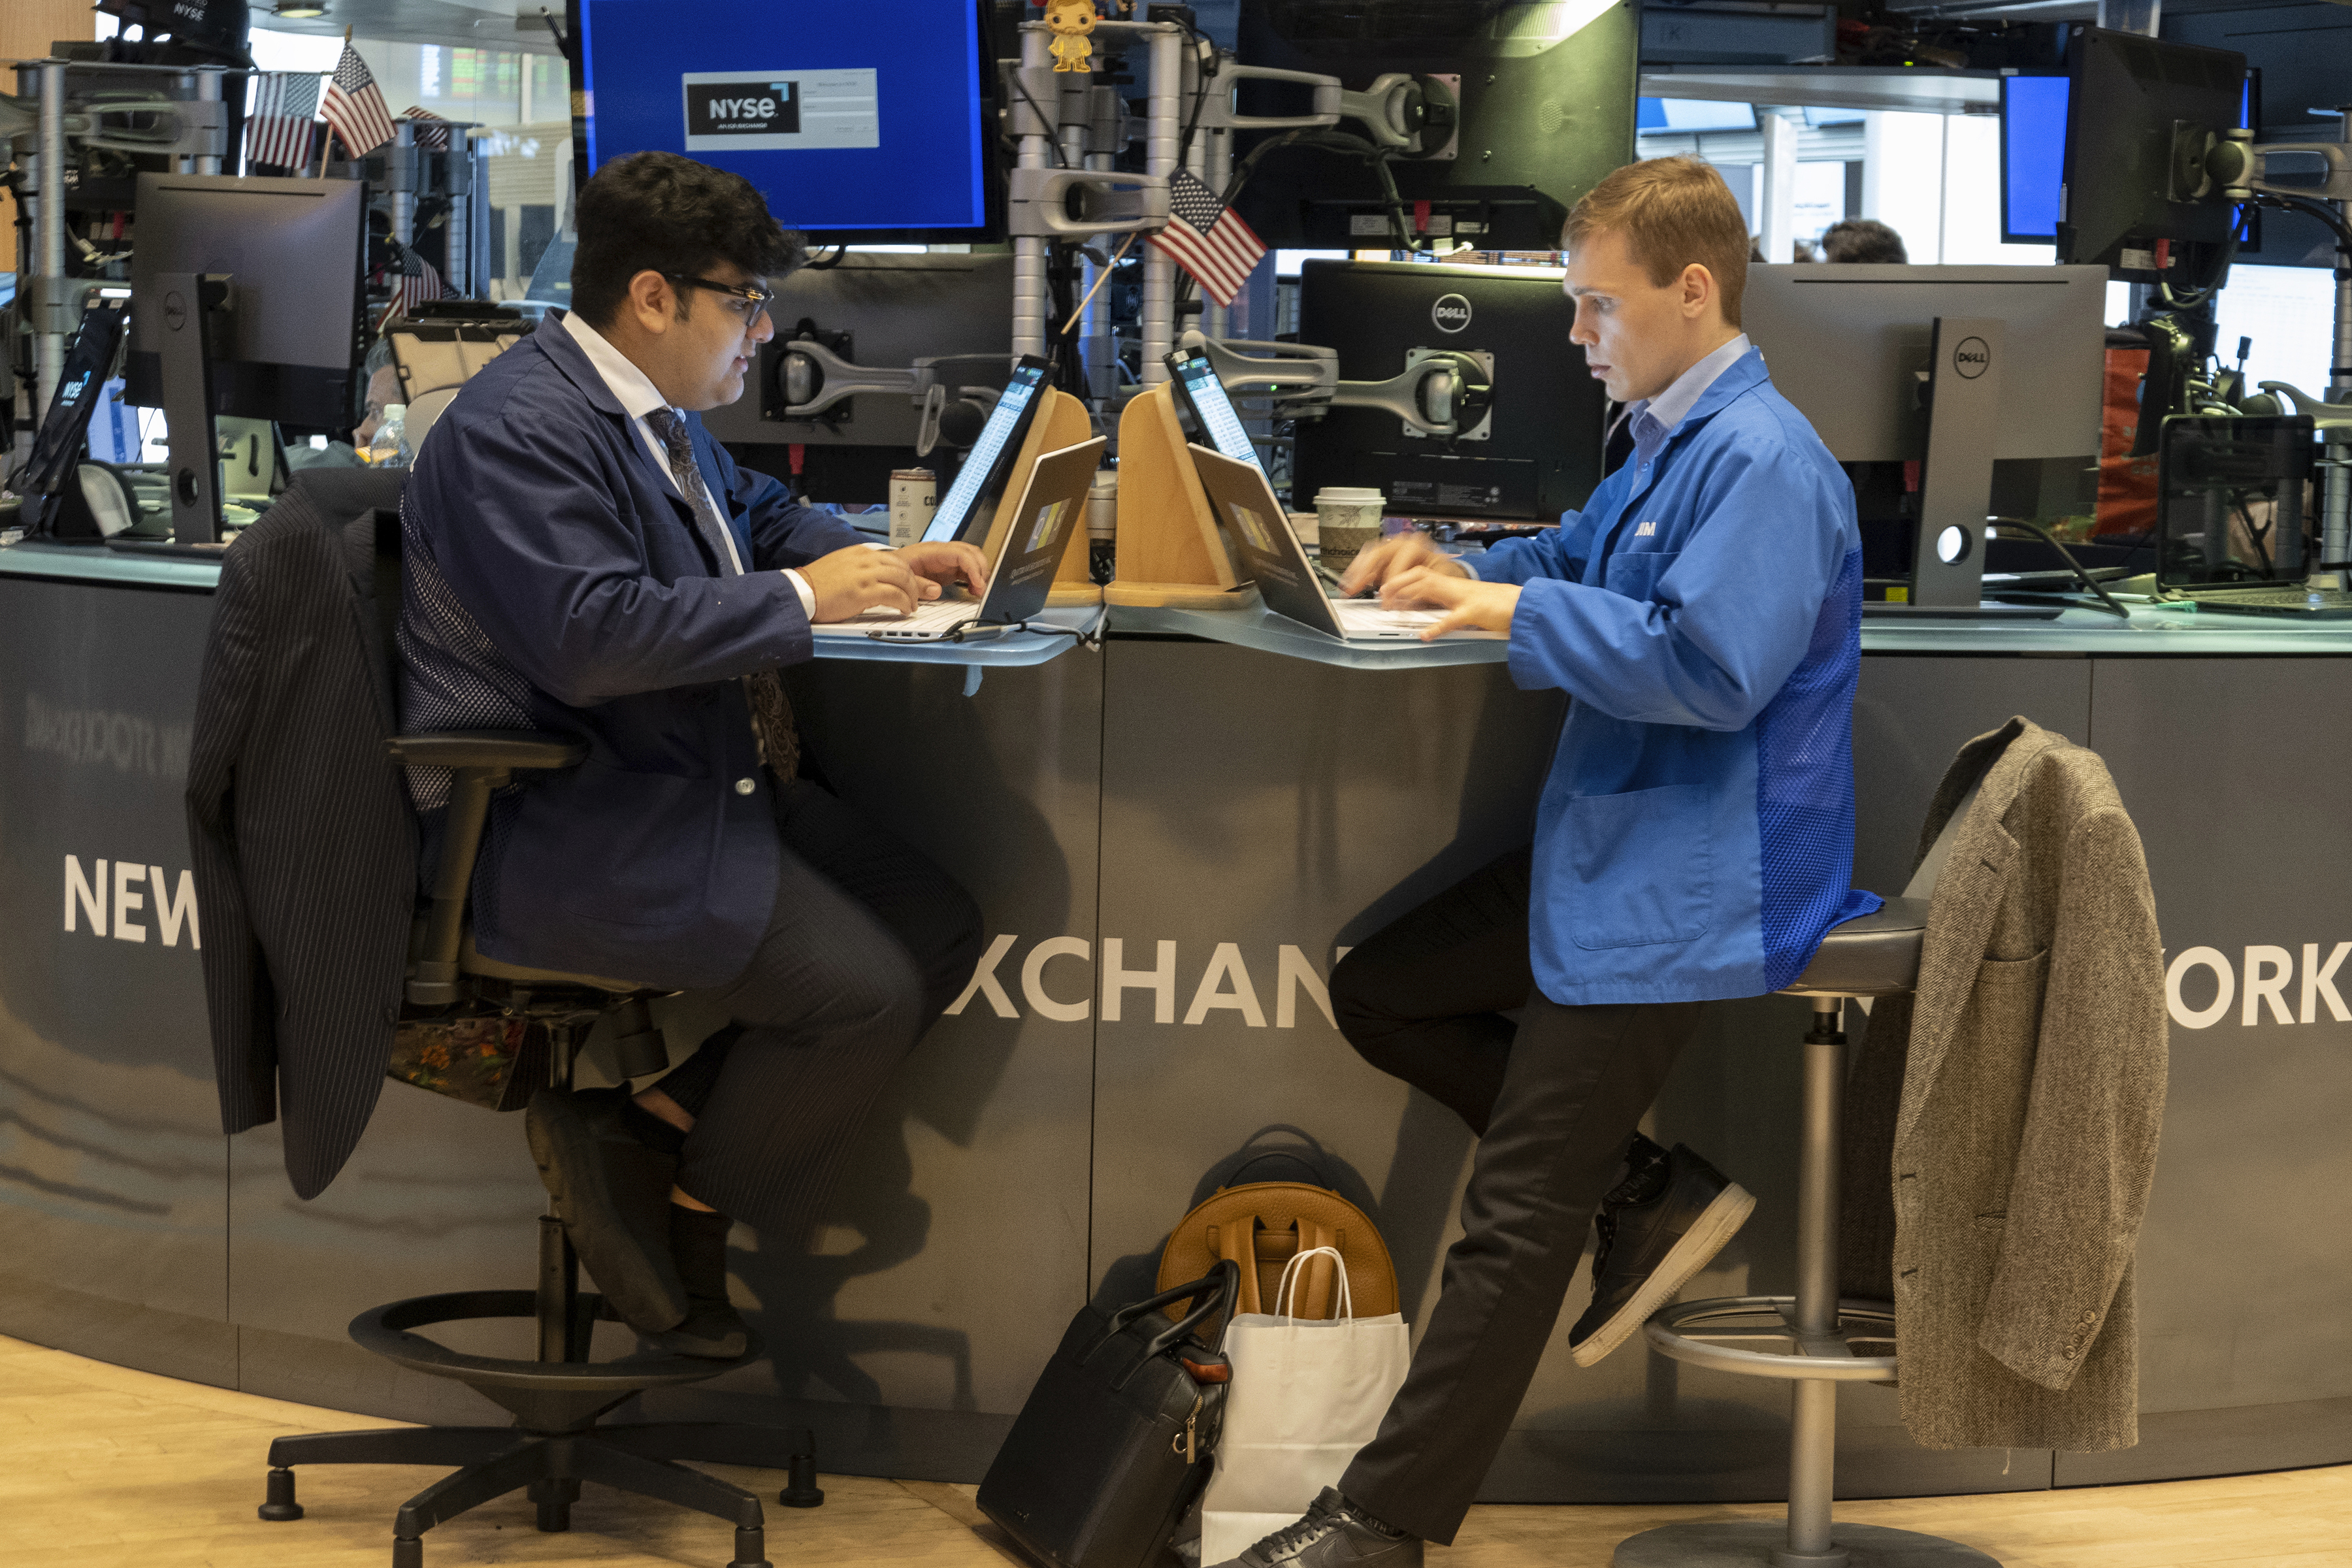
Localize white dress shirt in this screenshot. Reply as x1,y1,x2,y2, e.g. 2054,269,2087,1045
562,310,819,618
1624,332,1752,471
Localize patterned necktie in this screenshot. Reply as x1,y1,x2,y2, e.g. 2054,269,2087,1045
645,408,798,783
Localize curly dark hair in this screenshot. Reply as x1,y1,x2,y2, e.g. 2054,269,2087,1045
569,151,804,327
1820,217,1908,265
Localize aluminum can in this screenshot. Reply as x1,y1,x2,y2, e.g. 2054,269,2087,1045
888,468,937,547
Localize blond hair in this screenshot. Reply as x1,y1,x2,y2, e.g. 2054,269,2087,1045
1562,157,1749,329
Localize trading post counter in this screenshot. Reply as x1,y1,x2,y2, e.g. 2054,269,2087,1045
1,542,2345,1506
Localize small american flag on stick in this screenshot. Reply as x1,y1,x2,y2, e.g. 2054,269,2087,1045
243,72,321,172
321,36,395,161
397,106,453,151
376,243,447,330
1149,169,1267,308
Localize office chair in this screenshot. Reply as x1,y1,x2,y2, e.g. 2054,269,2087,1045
252,491,824,1568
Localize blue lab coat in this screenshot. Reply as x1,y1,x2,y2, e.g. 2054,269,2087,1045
1469,346,1880,1005
400,316,870,988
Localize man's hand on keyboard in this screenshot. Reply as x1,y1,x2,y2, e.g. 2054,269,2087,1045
804,545,930,622
1381,564,1521,642
896,540,990,600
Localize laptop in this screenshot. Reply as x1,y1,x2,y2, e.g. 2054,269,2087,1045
2157,414,2352,617
923,355,1052,544
815,436,1105,642
1186,445,1503,642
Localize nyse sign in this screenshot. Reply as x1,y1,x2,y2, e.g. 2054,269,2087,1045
61,855,201,949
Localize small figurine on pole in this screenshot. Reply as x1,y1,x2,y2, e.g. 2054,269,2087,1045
1045,0,1099,72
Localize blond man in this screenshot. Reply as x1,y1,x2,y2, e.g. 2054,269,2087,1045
1211,158,1878,1568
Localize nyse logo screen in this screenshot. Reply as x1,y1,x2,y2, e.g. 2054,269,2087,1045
687,80,800,138
681,69,880,152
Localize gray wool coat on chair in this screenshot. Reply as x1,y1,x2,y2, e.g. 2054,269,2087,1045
1839,716,2167,1452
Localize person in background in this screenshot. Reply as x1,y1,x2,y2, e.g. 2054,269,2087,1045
354,340,402,449
1820,216,1908,263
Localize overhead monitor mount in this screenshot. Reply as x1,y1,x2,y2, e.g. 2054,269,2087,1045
1176,330,1491,439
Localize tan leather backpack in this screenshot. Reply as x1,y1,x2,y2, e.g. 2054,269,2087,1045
1157,1180,1399,1326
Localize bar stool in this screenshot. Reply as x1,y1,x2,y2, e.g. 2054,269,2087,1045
1614,893,2000,1568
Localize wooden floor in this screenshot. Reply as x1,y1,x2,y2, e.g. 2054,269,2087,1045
2,1335,2343,1568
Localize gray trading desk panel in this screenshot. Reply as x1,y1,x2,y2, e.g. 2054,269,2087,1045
0,555,2345,1502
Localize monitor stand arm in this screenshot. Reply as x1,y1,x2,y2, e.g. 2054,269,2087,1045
1910,316,2004,610
1178,330,1490,438
157,270,231,546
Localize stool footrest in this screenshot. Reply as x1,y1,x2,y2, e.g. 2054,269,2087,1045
1614,1520,2001,1568
1645,1296,1899,1382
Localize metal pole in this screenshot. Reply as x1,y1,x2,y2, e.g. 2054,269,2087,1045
446,135,472,298
1085,85,1120,404
194,67,225,174
392,120,416,246
1140,25,1182,386
1012,25,1053,361
175,71,197,172
2320,107,2352,587
1203,118,1233,340
1759,109,1797,263
35,60,69,425
1785,1003,1848,1565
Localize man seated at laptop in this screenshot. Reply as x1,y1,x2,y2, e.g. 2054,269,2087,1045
1209,157,1878,1568
399,150,987,1358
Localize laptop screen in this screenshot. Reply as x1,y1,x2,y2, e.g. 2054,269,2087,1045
925,356,1050,543
978,437,1104,621
1166,349,1262,470
1187,444,1340,636
2157,416,2314,588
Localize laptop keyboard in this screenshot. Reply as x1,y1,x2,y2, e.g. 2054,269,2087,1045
840,600,984,631
2184,585,2352,610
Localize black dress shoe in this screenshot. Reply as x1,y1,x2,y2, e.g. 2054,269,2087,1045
1208,1488,1422,1568
525,1086,689,1334
1567,1135,1755,1367
644,1203,750,1360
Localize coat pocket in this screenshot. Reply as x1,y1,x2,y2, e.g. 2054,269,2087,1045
1557,783,1714,949
1603,549,1680,602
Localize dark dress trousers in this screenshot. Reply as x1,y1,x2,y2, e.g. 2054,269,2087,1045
399,316,871,988
186,472,417,1199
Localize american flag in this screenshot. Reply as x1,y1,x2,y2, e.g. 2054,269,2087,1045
321,39,395,160
397,106,452,151
242,72,321,172
376,242,447,328
1149,169,1267,308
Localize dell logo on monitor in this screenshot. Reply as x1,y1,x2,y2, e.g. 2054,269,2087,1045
1953,336,1991,378
1431,293,1473,333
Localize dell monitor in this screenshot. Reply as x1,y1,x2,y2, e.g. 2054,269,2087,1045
2055,25,2247,276
574,0,1002,243
1292,259,1605,522
1743,265,2108,612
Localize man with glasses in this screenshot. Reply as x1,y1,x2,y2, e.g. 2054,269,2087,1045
399,150,987,1358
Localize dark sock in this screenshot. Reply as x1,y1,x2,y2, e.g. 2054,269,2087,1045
1337,1493,1409,1539
669,1204,733,1305
620,1097,687,1158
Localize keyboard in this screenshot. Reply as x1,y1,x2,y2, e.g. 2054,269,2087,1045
1330,601,1503,640
2181,585,2352,617
813,599,985,638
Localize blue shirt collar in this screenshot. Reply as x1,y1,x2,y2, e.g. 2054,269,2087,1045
1627,333,1753,465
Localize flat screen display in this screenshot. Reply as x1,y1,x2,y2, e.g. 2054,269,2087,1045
924,359,1048,543
1635,97,1757,134
577,0,998,241
2002,74,2070,244
1167,350,1262,470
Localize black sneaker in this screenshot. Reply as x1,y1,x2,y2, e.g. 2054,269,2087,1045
525,1086,688,1335
1208,1488,1422,1568
1567,1134,1755,1367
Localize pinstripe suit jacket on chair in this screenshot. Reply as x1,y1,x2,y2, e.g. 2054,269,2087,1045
186,470,417,1199
1840,717,2168,1452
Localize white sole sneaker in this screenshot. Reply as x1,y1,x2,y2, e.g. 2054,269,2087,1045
1568,1181,1757,1368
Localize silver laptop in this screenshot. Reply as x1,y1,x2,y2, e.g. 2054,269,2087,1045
1186,446,1503,642
813,436,1105,642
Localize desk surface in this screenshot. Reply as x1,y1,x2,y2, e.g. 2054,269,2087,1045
9,541,2351,659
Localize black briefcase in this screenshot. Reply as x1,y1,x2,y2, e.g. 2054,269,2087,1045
979,1262,1240,1568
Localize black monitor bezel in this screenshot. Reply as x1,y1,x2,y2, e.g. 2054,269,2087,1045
2055,24,2247,275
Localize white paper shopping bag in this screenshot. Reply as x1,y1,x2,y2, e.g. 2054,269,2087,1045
1199,1247,1411,1566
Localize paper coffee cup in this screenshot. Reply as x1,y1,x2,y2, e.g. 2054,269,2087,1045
1313,487,1385,574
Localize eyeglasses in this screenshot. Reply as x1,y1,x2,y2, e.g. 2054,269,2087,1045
664,274,776,325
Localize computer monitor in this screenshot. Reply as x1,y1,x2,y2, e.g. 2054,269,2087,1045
1165,347,1264,471
1742,265,2108,465
921,355,1051,544
1292,260,1604,522
1744,265,2108,612
2056,25,2247,275
574,0,1002,243
1637,98,1758,135
124,174,368,421
2001,75,2070,244
700,252,1013,455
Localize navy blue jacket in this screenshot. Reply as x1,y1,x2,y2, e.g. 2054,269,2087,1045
399,315,868,987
